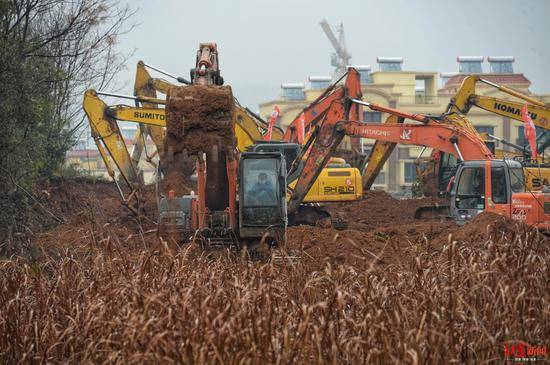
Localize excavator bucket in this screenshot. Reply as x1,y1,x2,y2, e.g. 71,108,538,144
162,85,235,206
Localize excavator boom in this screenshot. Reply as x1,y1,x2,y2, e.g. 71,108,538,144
288,99,493,213
448,76,550,130
284,69,362,144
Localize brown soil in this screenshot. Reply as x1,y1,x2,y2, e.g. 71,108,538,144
162,170,194,196
30,179,548,271
325,190,448,231
164,85,235,156
161,84,235,197
285,220,455,269
446,211,541,244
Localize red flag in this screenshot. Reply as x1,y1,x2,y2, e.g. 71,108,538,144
297,112,305,144
521,103,538,160
263,106,280,141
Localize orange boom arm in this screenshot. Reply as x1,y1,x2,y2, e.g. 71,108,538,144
284,68,362,143
287,100,494,213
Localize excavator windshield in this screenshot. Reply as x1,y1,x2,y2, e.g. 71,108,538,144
455,167,485,210
509,165,526,193
240,155,285,226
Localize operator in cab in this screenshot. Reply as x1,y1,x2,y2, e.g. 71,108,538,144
248,172,276,205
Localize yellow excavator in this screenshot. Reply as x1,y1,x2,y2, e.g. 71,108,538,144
130,60,286,165
129,61,362,204
82,58,362,216
437,75,550,191
362,76,550,196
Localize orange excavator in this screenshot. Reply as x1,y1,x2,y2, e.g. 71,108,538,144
412,75,550,196
286,98,550,229
158,43,288,249
284,69,362,145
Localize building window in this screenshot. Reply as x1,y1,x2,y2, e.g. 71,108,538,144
374,171,386,184
475,125,495,136
404,162,417,183
310,81,330,90
517,126,545,146
364,111,382,123
517,126,526,146
398,147,410,159
282,88,305,100
309,76,331,90
362,144,373,155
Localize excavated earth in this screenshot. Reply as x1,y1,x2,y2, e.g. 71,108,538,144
161,85,235,196
27,178,547,270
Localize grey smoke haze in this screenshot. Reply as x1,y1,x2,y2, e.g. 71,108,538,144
115,0,550,110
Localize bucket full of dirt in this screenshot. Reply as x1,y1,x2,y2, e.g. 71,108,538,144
164,85,235,157
161,85,235,200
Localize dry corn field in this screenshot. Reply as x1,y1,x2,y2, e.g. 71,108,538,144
0,180,549,364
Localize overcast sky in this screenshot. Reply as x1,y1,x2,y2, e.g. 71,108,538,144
114,0,550,111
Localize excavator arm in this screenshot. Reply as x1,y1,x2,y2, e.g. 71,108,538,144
287,100,493,213
361,115,403,188
131,60,174,165
364,76,550,195
283,68,362,144
83,88,284,195
133,60,283,154
82,90,146,205
447,75,550,130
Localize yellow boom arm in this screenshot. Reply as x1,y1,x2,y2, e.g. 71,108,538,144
447,75,550,129
132,61,284,155
82,90,143,202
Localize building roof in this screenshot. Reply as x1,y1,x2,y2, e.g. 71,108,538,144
444,73,531,88
347,65,372,71
308,76,332,82
377,57,403,63
281,83,305,89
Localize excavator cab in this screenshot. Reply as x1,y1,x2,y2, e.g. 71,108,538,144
248,141,363,203
238,152,287,246
450,159,550,229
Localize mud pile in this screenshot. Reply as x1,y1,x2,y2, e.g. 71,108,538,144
29,178,548,270
325,190,448,231
164,85,235,156
285,220,455,269
161,85,235,196
162,170,195,196
447,212,542,244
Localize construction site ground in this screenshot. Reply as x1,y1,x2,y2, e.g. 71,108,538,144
30,178,543,267
1,177,548,363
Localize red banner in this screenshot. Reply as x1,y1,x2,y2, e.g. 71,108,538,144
297,112,305,144
263,106,280,141
521,103,538,160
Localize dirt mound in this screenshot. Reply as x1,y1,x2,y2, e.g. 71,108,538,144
161,84,235,197
325,190,448,232
162,170,194,196
164,85,235,156
448,212,545,244
285,220,455,269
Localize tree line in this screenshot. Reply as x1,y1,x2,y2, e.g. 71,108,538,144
0,0,134,252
